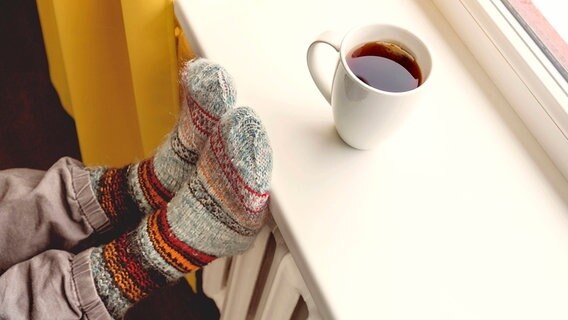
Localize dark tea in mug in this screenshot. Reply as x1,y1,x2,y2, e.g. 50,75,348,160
346,41,422,92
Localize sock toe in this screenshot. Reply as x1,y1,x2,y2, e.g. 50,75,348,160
219,107,273,195
181,58,237,120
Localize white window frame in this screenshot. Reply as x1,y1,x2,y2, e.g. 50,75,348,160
432,0,568,180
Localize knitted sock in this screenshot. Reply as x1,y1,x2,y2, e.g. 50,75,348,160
89,107,273,318
88,58,236,230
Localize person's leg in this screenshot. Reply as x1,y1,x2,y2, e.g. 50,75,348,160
0,107,273,319
88,107,272,318
0,157,108,274
0,59,236,273
0,249,110,320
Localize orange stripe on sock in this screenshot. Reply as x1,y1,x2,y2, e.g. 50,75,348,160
102,241,146,302
147,210,201,273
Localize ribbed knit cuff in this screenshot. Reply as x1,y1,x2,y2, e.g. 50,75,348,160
71,248,113,320
71,165,112,234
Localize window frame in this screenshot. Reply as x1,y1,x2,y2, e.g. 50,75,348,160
432,0,568,180
502,0,568,82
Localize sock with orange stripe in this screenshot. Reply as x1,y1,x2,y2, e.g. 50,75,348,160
88,58,236,231
89,107,273,318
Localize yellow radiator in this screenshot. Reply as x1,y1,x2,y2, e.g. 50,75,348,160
36,0,194,167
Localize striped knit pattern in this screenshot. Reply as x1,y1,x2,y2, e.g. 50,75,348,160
90,107,273,318
88,58,236,229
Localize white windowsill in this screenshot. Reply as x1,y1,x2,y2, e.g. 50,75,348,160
433,0,568,180
175,0,568,319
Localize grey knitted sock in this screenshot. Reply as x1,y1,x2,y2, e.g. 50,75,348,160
89,107,273,318
88,58,237,229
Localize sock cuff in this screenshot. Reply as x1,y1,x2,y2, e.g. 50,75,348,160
71,248,113,320
74,166,111,234
92,166,141,229
180,58,237,119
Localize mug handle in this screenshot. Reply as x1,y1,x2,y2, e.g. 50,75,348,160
306,31,343,104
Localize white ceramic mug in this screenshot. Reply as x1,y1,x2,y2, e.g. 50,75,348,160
307,24,432,149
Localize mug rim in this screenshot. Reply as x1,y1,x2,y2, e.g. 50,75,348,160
339,23,432,96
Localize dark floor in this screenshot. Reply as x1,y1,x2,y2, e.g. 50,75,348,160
0,0,81,170
0,2,219,319
125,272,220,320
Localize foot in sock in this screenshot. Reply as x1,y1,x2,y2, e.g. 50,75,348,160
88,58,236,230
89,107,273,318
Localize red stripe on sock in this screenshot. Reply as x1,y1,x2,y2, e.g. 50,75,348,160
209,125,269,215
98,167,139,226
186,94,219,136
186,92,220,122
103,234,166,302
155,208,217,266
138,159,173,210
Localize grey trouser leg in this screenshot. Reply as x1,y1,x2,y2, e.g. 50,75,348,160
0,248,111,320
0,158,112,319
0,157,109,273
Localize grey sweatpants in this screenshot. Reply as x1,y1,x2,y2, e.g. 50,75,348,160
0,157,113,319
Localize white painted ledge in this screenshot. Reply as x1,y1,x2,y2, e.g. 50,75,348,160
175,1,568,319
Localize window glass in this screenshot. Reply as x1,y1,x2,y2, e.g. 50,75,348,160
503,0,568,81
